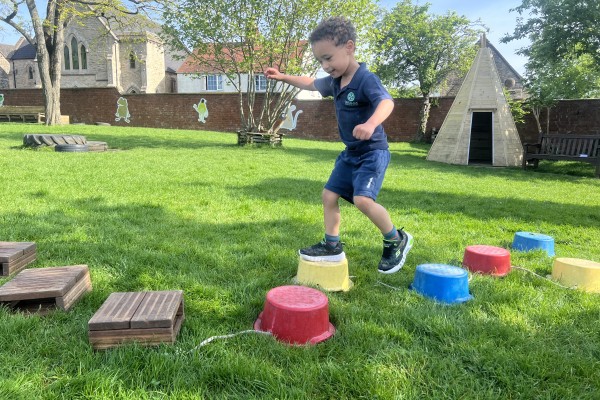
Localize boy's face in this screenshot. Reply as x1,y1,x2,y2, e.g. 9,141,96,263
311,39,355,79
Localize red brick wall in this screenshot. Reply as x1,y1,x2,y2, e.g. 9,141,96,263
2,88,599,143
545,99,600,135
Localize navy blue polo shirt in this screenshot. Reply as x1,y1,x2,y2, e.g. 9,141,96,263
314,63,392,154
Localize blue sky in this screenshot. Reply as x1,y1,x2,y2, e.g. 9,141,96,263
1,0,529,75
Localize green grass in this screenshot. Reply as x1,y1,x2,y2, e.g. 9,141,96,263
1,123,599,399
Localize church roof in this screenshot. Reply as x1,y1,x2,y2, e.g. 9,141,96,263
9,43,36,60
0,43,14,57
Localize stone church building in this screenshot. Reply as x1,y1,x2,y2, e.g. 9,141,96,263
0,10,183,93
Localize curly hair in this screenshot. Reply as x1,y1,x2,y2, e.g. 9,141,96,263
309,17,357,46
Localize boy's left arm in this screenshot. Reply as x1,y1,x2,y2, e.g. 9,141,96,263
352,99,394,140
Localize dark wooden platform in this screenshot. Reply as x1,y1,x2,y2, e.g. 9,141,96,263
0,242,37,276
88,290,184,350
0,265,92,312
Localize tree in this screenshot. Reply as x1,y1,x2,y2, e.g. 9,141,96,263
374,0,480,142
502,0,600,134
160,0,377,140
503,87,528,126
0,0,156,125
503,0,600,66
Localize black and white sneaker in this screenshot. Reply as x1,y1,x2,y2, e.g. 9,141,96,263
299,240,345,262
378,230,413,274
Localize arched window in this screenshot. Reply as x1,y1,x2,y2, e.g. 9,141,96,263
64,46,71,70
129,52,136,69
28,66,34,80
80,44,87,69
71,37,79,70
126,85,140,94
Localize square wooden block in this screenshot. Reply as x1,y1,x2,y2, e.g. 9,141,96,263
0,242,37,276
0,265,92,313
88,290,185,350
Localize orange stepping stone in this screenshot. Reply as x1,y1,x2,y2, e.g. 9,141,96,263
0,242,37,276
0,265,92,312
88,290,185,350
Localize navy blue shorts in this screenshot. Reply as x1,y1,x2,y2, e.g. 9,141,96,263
324,149,391,203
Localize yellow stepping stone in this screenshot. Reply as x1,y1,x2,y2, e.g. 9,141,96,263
295,257,353,292
552,258,600,293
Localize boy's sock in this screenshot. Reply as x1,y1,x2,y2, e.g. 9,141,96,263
383,226,400,242
324,233,340,246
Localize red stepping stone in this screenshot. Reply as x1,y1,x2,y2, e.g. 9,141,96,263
254,285,335,345
463,245,511,276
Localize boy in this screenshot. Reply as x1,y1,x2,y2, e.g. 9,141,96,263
265,17,413,274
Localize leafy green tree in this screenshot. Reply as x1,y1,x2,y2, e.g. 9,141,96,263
503,88,528,126
161,0,376,139
503,0,600,134
503,0,600,66
0,0,154,125
374,0,480,142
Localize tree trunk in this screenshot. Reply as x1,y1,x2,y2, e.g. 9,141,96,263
26,0,64,125
42,82,61,125
532,105,543,137
37,45,63,125
415,95,431,142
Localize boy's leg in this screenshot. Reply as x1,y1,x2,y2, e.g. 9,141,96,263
298,153,350,262
353,196,393,234
298,189,345,261
323,188,341,236
354,196,413,273
351,149,413,274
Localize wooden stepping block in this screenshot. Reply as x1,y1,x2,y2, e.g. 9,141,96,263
0,265,91,313
0,242,37,276
88,290,185,350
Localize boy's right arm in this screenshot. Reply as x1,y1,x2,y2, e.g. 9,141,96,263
264,68,317,91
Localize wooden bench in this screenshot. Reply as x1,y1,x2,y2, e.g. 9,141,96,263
0,106,70,124
0,106,45,123
0,265,92,313
522,134,600,178
0,242,36,276
88,290,184,350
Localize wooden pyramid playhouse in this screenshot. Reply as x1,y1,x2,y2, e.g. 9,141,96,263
427,35,523,167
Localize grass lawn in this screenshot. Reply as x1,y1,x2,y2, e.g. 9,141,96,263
1,123,599,399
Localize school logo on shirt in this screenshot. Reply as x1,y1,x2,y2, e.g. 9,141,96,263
345,91,358,107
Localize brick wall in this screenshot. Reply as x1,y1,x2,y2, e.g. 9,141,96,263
1,88,599,143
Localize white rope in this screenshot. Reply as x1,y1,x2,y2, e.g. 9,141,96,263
189,330,272,352
376,267,573,291
512,266,573,289
375,281,403,291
